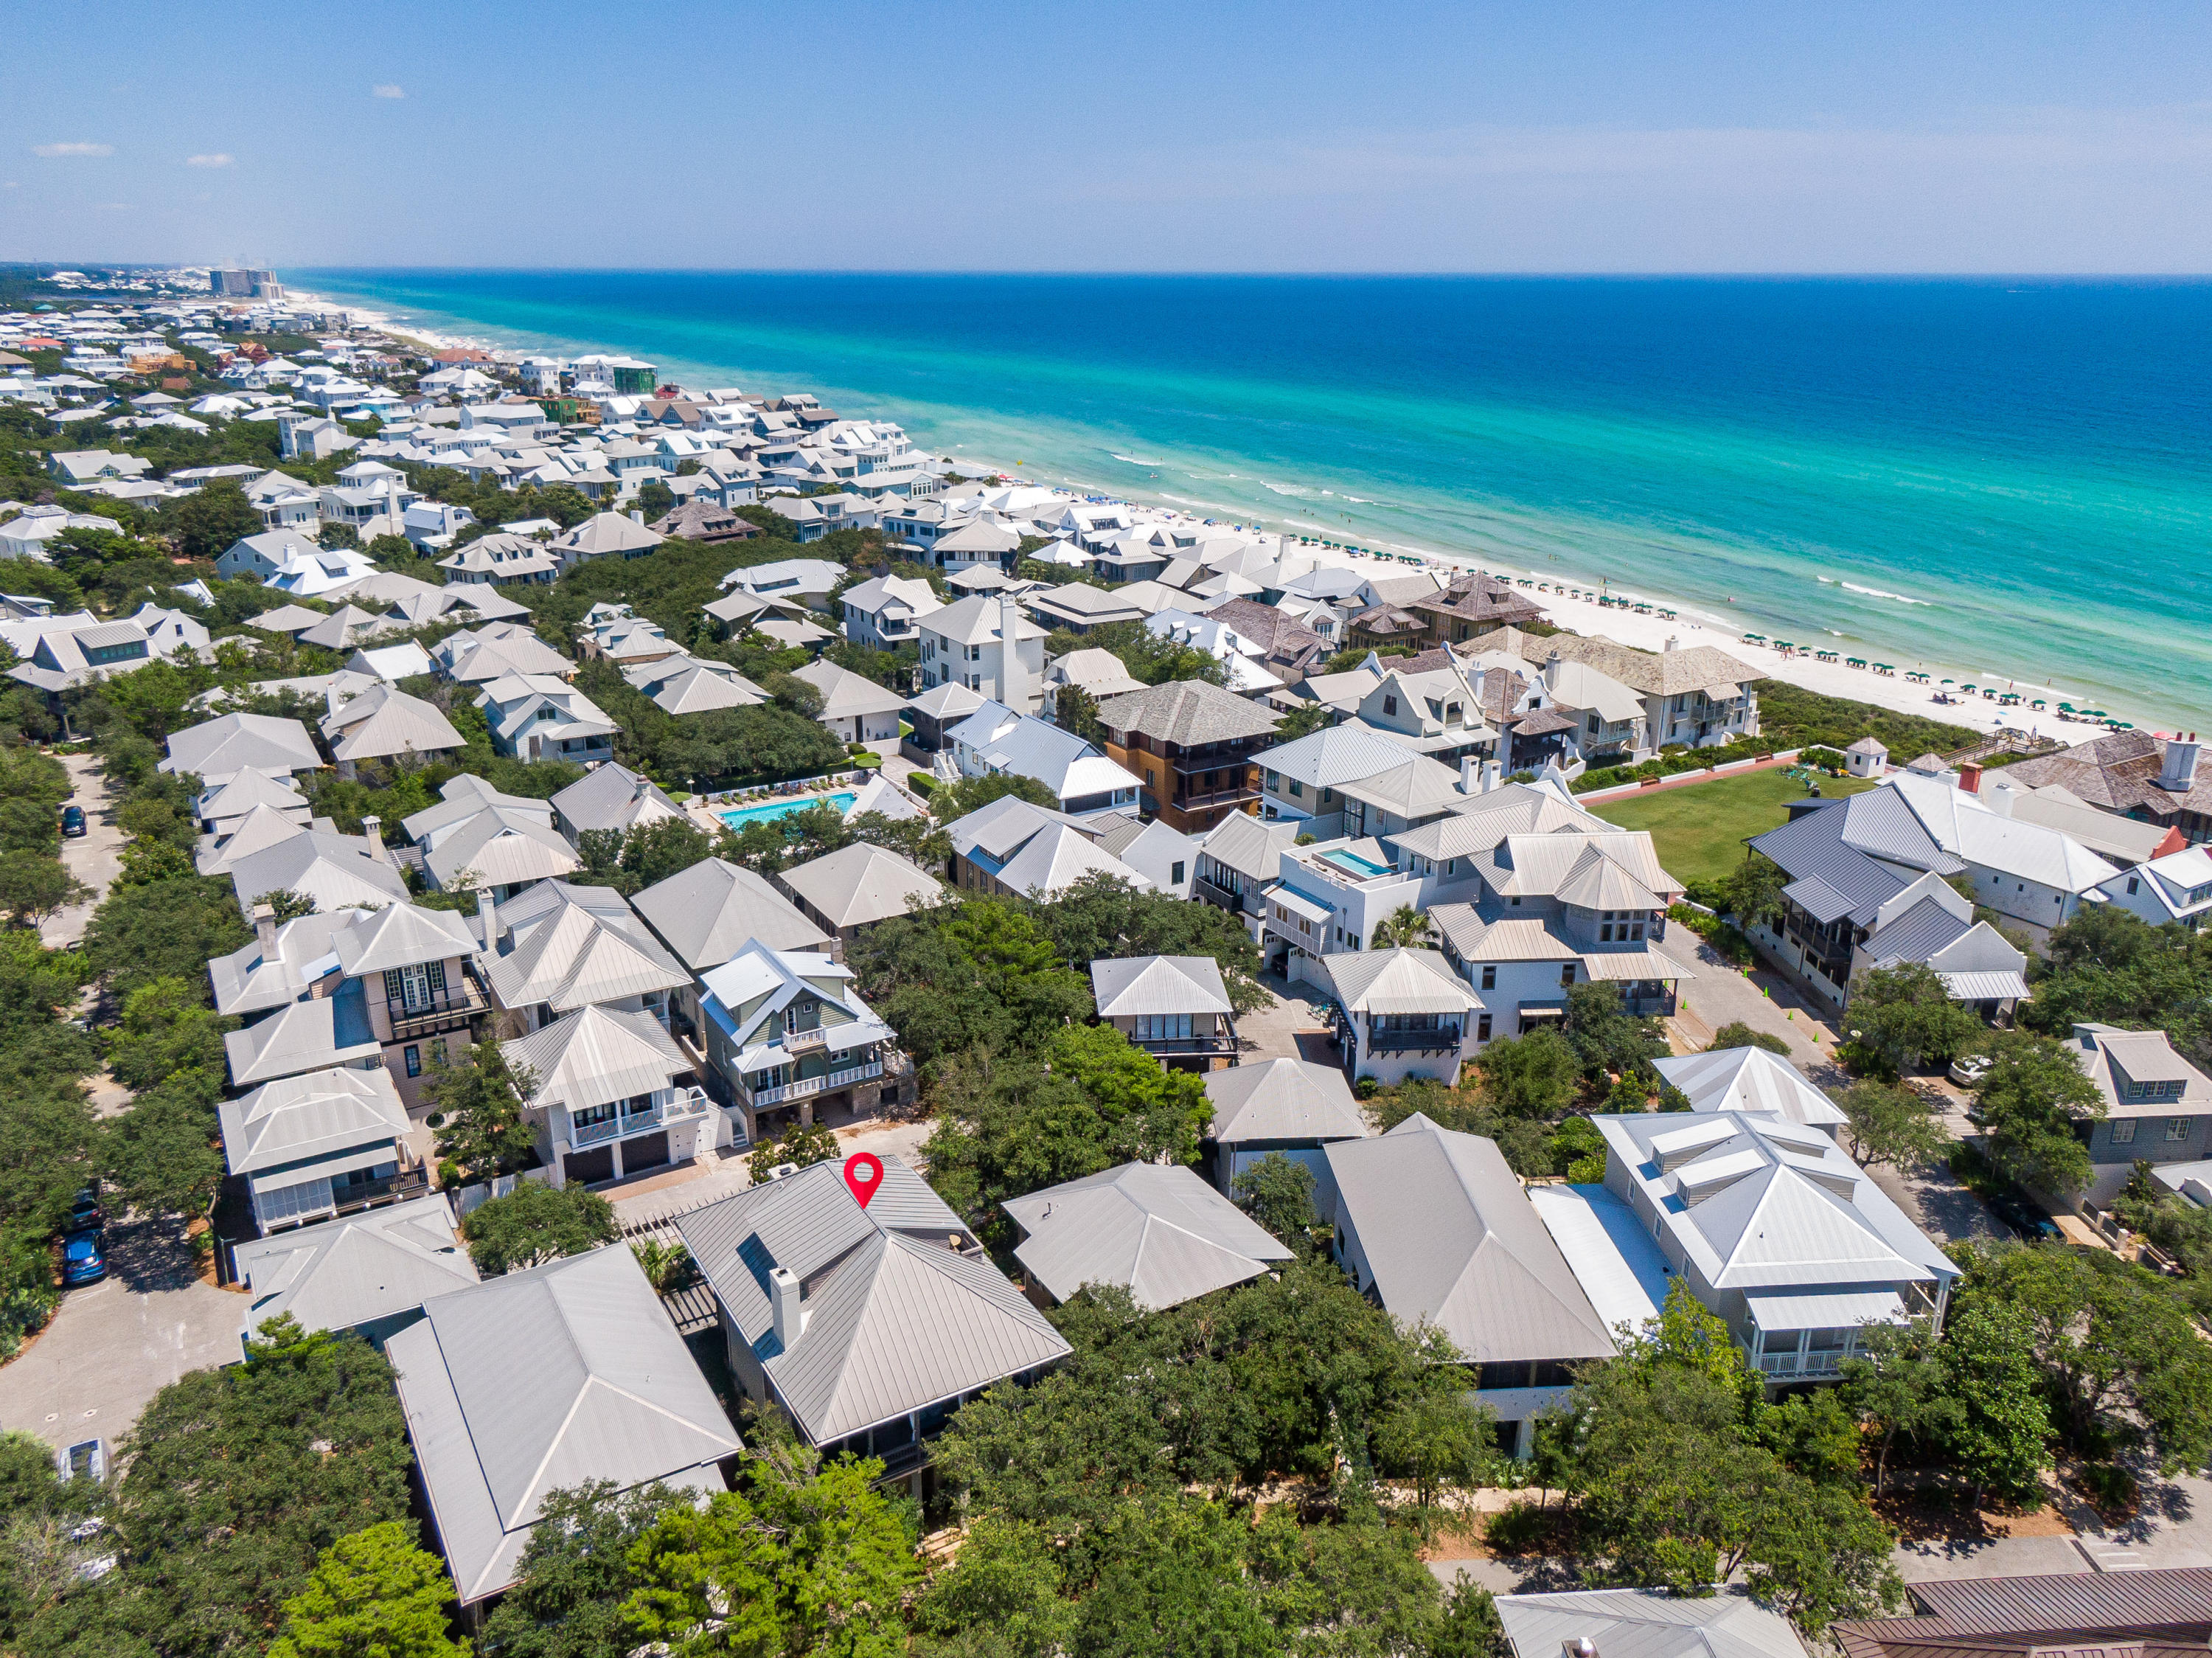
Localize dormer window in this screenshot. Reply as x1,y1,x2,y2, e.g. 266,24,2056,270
1382,696,1397,716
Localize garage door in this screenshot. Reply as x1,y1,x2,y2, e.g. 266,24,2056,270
563,1145,616,1185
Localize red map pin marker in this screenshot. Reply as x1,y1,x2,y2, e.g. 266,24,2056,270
843,1152,884,1209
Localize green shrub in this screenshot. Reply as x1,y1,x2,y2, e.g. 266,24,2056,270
2079,1461,2138,1514
1481,1499,1554,1555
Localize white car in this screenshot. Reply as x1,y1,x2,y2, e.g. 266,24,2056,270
1948,1054,1993,1088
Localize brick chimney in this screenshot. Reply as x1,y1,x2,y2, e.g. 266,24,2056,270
1957,763,1983,794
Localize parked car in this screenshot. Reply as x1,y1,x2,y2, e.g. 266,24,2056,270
65,1184,102,1233
1948,1053,1992,1088
60,1229,105,1286
1988,1191,2062,1243
60,805,86,838
55,1439,105,1483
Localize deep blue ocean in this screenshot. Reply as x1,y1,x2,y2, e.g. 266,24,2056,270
292,271,2212,728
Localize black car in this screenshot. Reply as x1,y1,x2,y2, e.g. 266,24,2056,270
60,805,86,838
66,1184,102,1233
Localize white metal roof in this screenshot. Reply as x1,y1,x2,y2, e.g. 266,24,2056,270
1089,954,1234,1019
1004,1162,1292,1310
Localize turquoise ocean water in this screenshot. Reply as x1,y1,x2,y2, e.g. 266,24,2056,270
292,271,2212,729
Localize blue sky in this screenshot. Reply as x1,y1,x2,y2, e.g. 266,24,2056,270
4,1,2211,271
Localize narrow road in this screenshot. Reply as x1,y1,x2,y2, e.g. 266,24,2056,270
41,752,122,950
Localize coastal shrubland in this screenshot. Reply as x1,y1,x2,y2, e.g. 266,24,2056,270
1754,679,1979,761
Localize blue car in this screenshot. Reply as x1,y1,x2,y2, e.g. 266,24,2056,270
60,1229,105,1286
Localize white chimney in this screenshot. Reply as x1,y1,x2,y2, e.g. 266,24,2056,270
996,596,1032,711
1482,758,1503,793
629,507,644,525
253,901,276,960
361,815,386,861
2160,732,2201,793
1461,754,1478,793
1543,649,1562,691
769,1265,801,1349
1983,776,2017,819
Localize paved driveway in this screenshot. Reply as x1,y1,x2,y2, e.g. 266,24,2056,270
1668,933,1841,1072
1237,972,1335,1064
42,752,122,950
0,1219,243,1457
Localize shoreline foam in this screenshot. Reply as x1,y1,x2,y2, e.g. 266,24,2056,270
303,285,2116,748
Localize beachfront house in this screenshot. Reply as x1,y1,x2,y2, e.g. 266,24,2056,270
1587,1110,1958,1382
1405,572,1548,647
2002,731,2212,846
1326,1115,1616,1457
1516,633,1761,749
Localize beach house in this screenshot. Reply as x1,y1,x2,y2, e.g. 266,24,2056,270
1587,1110,1958,1381
695,942,897,1139
1326,1115,1616,1456
1515,633,1761,749
2061,1023,2212,1207
1320,948,1485,1086
1203,1056,1369,1222
916,594,1048,710
1096,679,1281,832
1004,1163,1293,1311
1089,954,1240,1072
943,699,1142,819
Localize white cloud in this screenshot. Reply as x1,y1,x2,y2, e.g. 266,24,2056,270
184,153,234,169
32,142,113,159
372,83,405,99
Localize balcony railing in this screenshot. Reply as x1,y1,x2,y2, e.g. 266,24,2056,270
1130,1033,1240,1055
1367,1025,1461,1052
569,1087,711,1148
782,1025,830,1053
1756,1348,1848,1379
387,978,489,1041
1171,784,1262,811
1193,874,1249,912
331,1167,429,1215
747,1059,883,1107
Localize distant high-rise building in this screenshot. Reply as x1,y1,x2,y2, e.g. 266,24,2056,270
209,268,281,299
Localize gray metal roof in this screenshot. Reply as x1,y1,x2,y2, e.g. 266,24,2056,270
630,856,831,969
1325,1114,1614,1364
1196,811,1293,884
218,1064,411,1176
1205,1057,1370,1146
321,684,466,764
422,808,580,891
160,711,321,780
1592,1111,1956,1293
776,843,946,931
234,1193,476,1339
1322,948,1481,1016
1651,1047,1846,1128
993,823,1152,900
333,902,480,977
223,989,383,1088
1497,1588,1808,1658
1861,893,1973,965
677,1158,1069,1445
548,763,682,839
505,1004,691,1116
386,1244,738,1606
225,828,410,920
486,881,692,1015
1089,954,1233,1019
1004,1162,1292,1309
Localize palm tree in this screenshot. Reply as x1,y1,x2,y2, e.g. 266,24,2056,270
1371,905,1434,949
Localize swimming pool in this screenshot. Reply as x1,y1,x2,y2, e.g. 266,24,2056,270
717,791,857,830
1318,847,1396,879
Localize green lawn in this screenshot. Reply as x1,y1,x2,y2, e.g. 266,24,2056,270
1586,767,1877,886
